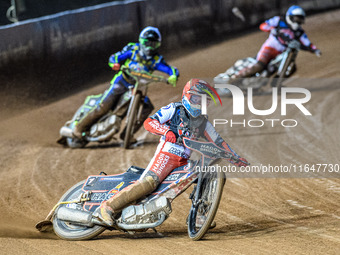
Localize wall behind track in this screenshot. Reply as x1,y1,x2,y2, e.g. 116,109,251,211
0,0,338,101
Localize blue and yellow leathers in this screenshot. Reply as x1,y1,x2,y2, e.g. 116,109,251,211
73,43,179,138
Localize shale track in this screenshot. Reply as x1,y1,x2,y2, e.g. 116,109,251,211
0,10,339,255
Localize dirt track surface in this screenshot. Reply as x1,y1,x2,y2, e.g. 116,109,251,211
1,10,340,255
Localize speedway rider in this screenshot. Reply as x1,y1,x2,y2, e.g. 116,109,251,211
231,5,321,79
95,79,249,226
72,26,179,141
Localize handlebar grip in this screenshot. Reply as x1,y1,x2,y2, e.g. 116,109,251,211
238,159,250,166
226,154,250,166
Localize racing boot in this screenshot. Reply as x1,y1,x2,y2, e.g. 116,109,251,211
94,202,115,227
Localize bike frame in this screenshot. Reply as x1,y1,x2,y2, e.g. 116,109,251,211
38,138,247,240
121,66,169,148
71,139,235,214
272,40,300,90
123,66,167,120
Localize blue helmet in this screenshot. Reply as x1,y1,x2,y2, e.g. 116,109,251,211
286,5,306,30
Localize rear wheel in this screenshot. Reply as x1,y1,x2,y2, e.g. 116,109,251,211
53,181,105,240
123,93,141,149
188,171,225,240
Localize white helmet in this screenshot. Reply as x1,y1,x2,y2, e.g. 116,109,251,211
286,5,306,31
139,26,161,60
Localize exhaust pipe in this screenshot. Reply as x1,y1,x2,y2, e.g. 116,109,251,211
57,205,168,230
60,126,74,138
57,207,94,227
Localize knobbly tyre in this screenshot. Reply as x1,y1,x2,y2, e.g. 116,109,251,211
214,39,302,94
36,138,249,241
57,66,169,149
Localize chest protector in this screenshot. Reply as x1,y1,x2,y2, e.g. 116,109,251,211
276,16,304,44
167,103,208,143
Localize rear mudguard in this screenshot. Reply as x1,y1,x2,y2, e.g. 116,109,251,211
71,91,131,125
68,94,104,125
59,92,128,143
214,57,257,83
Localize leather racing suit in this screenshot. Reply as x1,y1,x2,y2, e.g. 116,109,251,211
97,102,245,221
141,102,243,183
257,16,318,64
236,16,319,78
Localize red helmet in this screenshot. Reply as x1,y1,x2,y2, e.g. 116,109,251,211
182,79,215,118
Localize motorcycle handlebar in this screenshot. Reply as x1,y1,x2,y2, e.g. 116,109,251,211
120,65,169,84
287,39,301,50
182,137,249,165
275,32,301,50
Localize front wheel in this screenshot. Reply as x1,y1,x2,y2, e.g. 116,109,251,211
188,171,225,240
274,51,295,91
53,181,105,240
123,93,141,149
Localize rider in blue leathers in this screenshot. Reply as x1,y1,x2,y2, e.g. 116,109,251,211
73,26,179,140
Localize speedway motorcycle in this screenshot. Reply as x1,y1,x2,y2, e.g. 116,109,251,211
57,66,169,149
214,39,301,94
36,138,248,241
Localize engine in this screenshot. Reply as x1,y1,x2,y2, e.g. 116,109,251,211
89,115,121,137
120,196,172,225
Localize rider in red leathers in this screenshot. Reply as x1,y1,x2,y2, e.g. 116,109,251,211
233,5,321,79
95,79,249,226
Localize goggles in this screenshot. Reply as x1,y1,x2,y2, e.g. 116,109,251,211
291,15,305,25
140,38,161,49
188,93,212,105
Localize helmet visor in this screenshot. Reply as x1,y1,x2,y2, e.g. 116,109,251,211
189,94,212,105
189,94,202,104
291,15,305,25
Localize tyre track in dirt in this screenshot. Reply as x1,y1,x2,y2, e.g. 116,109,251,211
0,9,339,255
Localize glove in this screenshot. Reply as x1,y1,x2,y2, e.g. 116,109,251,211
167,75,177,87
112,63,121,71
314,49,322,57
235,157,249,167
165,131,177,143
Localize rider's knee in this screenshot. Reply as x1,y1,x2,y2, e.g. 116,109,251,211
252,62,265,73
142,171,160,187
